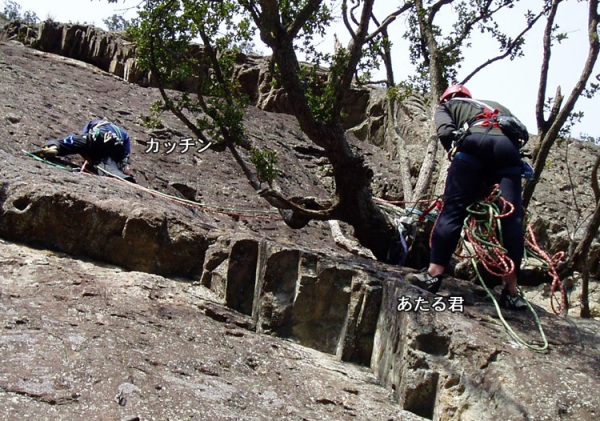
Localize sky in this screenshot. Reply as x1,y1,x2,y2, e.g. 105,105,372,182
8,0,600,138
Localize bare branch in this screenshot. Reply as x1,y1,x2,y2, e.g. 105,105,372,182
286,0,323,39
259,188,338,217
229,141,342,226
592,154,600,203
341,0,356,38
461,8,547,85
444,0,512,52
349,0,362,27
429,0,453,25
524,0,599,208
535,0,562,132
332,0,376,115
365,2,414,43
561,196,600,280
368,12,395,86
329,220,376,258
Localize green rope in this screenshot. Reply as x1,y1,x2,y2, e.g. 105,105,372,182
471,259,549,352
464,189,549,352
24,150,75,172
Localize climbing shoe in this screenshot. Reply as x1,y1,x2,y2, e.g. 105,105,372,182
406,270,444,294
31,145,58,159
499,288,527,311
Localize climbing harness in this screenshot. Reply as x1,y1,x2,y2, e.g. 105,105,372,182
89,120,124,145
447,98,530,159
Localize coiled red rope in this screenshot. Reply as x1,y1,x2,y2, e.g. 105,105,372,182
428,184,567,315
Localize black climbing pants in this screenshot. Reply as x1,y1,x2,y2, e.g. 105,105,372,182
46,134,124,162
45,135,131,180
431,132,525,271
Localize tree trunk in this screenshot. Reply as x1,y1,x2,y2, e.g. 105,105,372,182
560,195,600,279
581,263,591,318
260,19,400,261
413,135,439,201
387,100,415,203
560,154,600,317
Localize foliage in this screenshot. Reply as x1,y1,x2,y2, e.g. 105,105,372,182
404,0,534,93
303,46,350,124
103,14,132,31
2,0,38,23
126,0,409,260
123,0,598,268
141,101,167,129
129,0,254,147
386,0,550,204
250,148,281,183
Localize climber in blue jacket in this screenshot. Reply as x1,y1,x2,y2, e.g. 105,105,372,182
33,118,133,180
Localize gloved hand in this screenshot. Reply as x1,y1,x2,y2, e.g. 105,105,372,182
452,128,466,141
118,155,132,175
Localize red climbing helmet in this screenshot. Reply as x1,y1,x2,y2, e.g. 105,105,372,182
439,84,472,103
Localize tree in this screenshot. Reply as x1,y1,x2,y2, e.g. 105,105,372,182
129,0,414,261
383,0,600,307
125,0,598,269
556,147,600,317
519,0,598,316
2,0,38,23
394,0,551,202
103,14,132,31
523,0,599,207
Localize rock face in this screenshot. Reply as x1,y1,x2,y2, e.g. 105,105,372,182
1,20,393,147
373,279,600,421
1,240,423,421
0,24,599,421
2,20,143,84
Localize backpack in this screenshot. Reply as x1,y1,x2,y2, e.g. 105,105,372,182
497,115,529,145
82,120,126,147
456,98,529,146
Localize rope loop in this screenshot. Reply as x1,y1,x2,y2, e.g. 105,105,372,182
461,184,553,352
